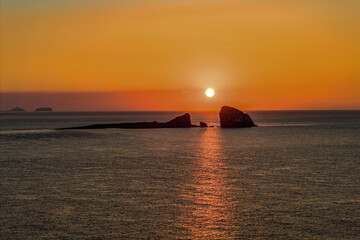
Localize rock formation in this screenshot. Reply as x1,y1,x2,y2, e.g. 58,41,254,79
59,113,206,130
200,122,208,127
165,113,192,127
60,106,255,130
219,106,256,128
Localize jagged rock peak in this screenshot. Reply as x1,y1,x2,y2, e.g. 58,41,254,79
166,113,192,127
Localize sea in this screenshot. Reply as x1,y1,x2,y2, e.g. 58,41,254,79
0,111,359,239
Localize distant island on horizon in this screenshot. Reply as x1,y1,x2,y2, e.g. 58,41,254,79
8,107,53,112
35,107,53,112
10,107,26,112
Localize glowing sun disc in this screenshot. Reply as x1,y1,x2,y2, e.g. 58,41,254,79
205,88,215,97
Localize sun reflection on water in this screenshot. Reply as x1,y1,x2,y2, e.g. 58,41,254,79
180,128,233,239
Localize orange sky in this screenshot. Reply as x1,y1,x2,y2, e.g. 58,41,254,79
1,0,359,110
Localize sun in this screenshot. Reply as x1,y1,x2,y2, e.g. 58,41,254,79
205,88,215,98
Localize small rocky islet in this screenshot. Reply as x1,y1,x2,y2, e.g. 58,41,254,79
59,106,255,130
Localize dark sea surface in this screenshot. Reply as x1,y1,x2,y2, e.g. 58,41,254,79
1,111,359,239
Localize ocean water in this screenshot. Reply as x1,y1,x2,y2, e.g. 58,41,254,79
0,111,359,239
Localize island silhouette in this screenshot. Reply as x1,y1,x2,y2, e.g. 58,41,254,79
59,106,255,130
10,107,26,112
219,106,255,128
35,107,53,112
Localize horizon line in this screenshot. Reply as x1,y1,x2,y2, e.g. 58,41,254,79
1,109,360,113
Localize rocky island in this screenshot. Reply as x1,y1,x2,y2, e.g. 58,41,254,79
219,106,256,127
59,106,255,130
59,113,207,129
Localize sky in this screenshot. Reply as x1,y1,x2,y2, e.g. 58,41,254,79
1,0,359,111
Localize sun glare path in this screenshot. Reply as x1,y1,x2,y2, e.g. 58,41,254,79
179,128,233,239
205,88,215,98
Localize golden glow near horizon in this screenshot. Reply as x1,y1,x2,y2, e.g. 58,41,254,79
205,88,215,98
0,0,359,110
